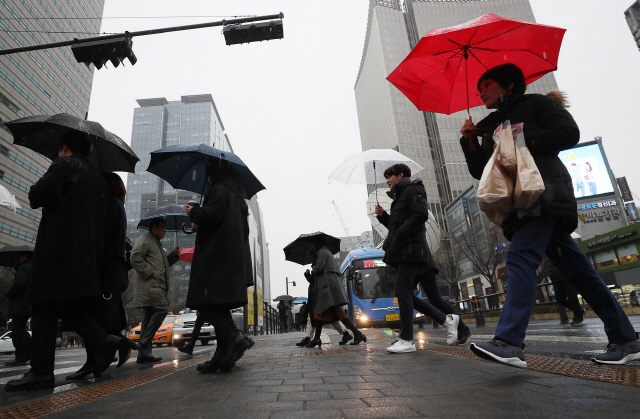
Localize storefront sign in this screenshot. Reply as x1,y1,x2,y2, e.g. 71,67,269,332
616,177,633,203
578,200,617,210
587,230,637,248
579,208,621,224
626,202,639,222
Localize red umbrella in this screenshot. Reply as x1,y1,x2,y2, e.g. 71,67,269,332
387,13,566,115
178,247,194,263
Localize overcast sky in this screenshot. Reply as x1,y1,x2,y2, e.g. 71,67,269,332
87,0,640,304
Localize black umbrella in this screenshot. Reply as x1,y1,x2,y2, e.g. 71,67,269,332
283,232,341,266
137,204,190,233
273,295,294,301
0,244,34,267
5,113,139,173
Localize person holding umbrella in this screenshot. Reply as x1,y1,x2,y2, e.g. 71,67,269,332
459,63,640,367
3,247,33,366
185,161,254,373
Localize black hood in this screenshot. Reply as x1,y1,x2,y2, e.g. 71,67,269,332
387,177,424,200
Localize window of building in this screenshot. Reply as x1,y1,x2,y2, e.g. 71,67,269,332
616,242,640,265
593,249,619,269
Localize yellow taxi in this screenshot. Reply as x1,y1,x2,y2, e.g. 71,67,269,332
128,314,179,347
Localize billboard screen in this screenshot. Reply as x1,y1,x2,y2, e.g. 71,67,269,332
558,143,615,200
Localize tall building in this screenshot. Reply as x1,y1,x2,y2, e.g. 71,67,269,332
0,1,105,247
355,0,559,238
125,95,270,327
624,1,640,52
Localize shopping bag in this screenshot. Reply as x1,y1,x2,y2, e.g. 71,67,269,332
476,146,514,226
513,146,545,209
495,121,517,175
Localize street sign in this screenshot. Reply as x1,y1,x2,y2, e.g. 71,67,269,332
449,294,455,300
616,177,633,202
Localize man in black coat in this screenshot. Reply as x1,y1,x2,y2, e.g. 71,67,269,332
6,133,127,391
375,164,461,353
5,251,33,366
277,300,288,333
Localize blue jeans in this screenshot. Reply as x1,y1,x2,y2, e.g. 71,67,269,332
588,182,597,195
575,181,584,197
495,217,637,347
396,263,446,341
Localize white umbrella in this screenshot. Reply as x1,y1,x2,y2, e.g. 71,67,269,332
329,149,423,192
366,188,442,253
0,185,21,213
291,305,303,314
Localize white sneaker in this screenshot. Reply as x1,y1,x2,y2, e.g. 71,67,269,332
386,338,416,353
443,314,460,346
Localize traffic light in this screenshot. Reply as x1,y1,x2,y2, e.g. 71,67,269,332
71,36,137,70
223,20,284,45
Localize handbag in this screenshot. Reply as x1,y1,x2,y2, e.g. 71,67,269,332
513,144,545,209
476,146,514,226
496,121,517,175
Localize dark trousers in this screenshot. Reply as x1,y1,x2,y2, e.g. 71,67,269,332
396,263,446,341
496,217,637,347
280,316,288,333
138,305,169,357
416,269,466,331
198,306,238,354
553,281,582,316
11,315,32,362
187,315,205,347
31,299,106,374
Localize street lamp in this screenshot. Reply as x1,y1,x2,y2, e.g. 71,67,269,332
285,277,296,296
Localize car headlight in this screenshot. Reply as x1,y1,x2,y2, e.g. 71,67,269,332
174,323,184,328
157,327,168,332
173,334,180,339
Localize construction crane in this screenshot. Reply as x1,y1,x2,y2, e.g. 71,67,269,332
332,200,350,239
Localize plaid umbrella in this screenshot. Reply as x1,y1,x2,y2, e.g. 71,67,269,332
283,232,341,266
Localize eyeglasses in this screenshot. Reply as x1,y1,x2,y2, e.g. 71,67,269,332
475,81,495,98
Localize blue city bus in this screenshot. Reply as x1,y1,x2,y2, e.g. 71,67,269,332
340,247,426,329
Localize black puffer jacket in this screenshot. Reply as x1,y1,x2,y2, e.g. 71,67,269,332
377,178,436,269
459,94,580,240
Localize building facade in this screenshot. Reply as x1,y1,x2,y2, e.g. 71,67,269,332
355,0,559,238
625,1,640,52
0,0,105,247
125,95,270,320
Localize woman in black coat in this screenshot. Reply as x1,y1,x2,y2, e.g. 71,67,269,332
459,63,639,367
186,161,252,373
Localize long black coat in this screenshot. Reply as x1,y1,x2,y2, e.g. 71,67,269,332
186,183,250,310
459,94,580,240
6,260,32,316
377,178,434,269
27,155,108,304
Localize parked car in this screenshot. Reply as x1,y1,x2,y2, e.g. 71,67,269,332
0,330,32,354
128,314,179,347
231,309,243,330
171,312,215,347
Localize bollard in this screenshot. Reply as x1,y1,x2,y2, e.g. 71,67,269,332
473,299,486,327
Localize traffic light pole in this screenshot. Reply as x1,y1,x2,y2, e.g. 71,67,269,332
0,13,284,57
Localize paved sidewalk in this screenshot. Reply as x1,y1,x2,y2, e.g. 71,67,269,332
2,329,640,418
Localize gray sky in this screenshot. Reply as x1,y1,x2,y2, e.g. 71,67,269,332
87,0,640,304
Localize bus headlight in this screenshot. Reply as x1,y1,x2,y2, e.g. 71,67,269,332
354,305,367,321
415,313,424,318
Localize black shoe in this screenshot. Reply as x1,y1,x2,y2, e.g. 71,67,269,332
220,334,251,372
339,332,353,345
470,338,527,369
571,309,586,326
136,354,162,364
66,362,101,380
305,338,322,348
456,326,473,346
592,332,640,365
350,333,367,345
559,320,571,325
242,333,255,350
296,337,311,347
4,359,29,366
178,345,194,355
197,346,225,374
5,370,55,392
93,335,124,374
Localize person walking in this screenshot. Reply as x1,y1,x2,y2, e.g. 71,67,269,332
545,257,585,326
4,250,33,366
304,237,366,349
185,161,253,373
277,300,289,333
459,63,640,367
6,133,130,391
67,173,135,379
177,310,205,355
130,217,180,364
374,164,461,353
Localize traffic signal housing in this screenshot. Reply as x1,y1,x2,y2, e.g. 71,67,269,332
71,36,137,70
223,20,284,46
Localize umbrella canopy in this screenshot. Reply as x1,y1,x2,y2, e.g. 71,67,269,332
291,304,303,314
5,113,139,173
293,297,308,304
0,184,21,212
284,232,341,266
273,295,294,301
179,247,195,263
147,144,265,200
0,244,34,267
387,13,566,115
137,204,191,232
329,149,423,186
366,188,442,253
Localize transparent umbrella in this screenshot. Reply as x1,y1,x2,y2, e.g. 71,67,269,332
0,184,21,213
366,188,442,253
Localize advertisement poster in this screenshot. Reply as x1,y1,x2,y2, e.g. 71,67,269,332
558,144,614,199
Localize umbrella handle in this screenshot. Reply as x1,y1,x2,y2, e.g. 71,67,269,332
464,50,475,150
373,160,378,204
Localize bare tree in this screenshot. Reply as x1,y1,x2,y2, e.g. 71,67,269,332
433,241,463,299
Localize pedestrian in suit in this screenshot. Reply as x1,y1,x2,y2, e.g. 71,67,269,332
5,251,33,366
6,132,131,392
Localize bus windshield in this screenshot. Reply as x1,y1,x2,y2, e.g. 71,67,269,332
352,258,418,299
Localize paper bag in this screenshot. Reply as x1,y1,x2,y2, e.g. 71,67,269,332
477,146,514,226
495,121,517,175
513,146,545,209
